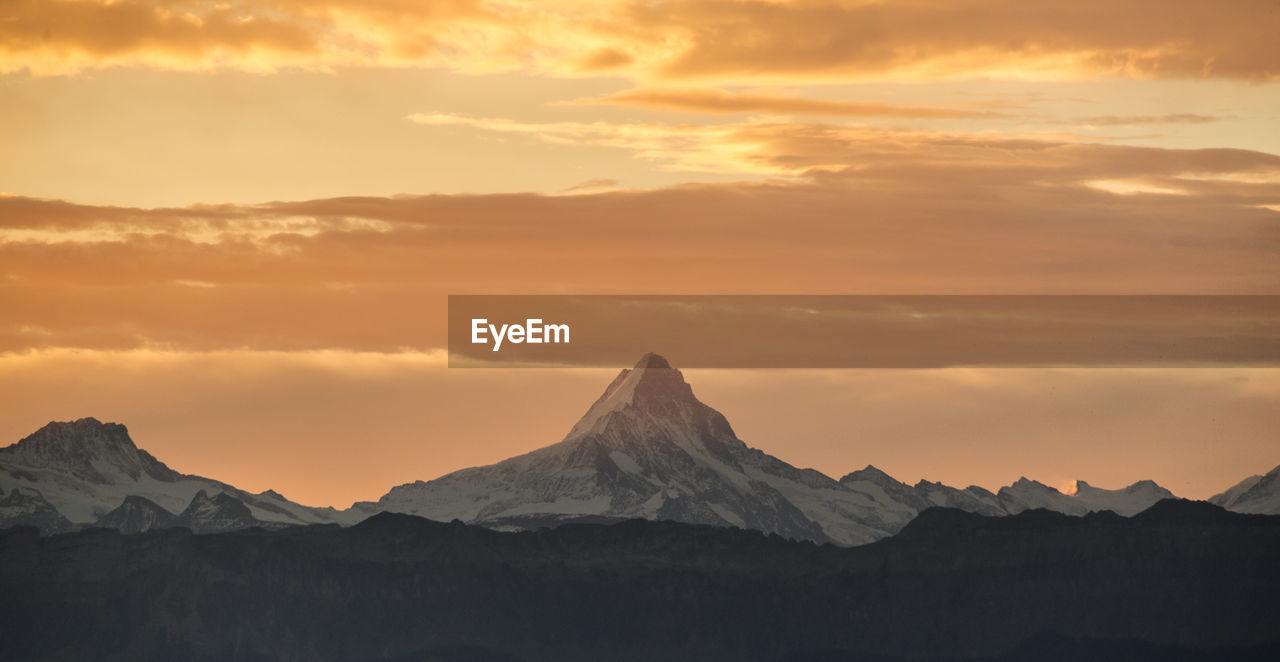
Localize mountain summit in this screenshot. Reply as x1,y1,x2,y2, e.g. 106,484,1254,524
0,418,358,531
565,352,708,439
375,353,920,544
5,418,181,484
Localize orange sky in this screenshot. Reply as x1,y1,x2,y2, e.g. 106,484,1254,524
1,0,1278,506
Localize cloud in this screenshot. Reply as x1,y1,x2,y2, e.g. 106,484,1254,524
1,122,1278,356
631,0,1280,82
405,111,1280,184
406,111,785,174
2,0,322,74
1080,113,1222,126
0,0,503,74
567,87,1009,118
562,179,621,193
577,48,633,72
2,1,1278,81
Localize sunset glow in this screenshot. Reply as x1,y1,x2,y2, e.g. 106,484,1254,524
2,0,1277,507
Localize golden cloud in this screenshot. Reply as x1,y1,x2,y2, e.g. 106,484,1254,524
2,1,1277,81
1,124,1278,355
630,0,1280,82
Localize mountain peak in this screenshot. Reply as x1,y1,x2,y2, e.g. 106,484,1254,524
634,352,672,369
565,352,701,439
1007,477,1058,491
23,418,133,447
95,495,177,534
2,418,180,484
177,490,259,533
840,465,900,486
1075,479,1165,496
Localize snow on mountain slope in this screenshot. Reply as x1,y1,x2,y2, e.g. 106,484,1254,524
836,466,1005,521
840,466,1174,520
991,476,1182,517
912,480,1007,516
1211,474,1262,508
1069,479,1177,516
996,477,1092,515
1210,465,1280,514
0,418,362,531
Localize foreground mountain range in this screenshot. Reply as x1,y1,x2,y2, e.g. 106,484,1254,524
2,500,1278,661
2,353,1277,543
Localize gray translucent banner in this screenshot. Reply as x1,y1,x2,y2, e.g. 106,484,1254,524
447,295,1280,368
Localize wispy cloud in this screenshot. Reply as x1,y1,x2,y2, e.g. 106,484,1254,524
562,179,621,193
1079,113,1222,126
567,87,1011,118
406,112,789,174
406,111,1280,186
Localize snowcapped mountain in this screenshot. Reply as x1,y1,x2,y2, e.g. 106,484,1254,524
839,467,1007,517
1210,465,1280,514
0,418,361,533
990,477,1173,517
1069,479,1178,516
374,353,908,545
842,469,1176,520
372,353,1203,545
996,477,1092,516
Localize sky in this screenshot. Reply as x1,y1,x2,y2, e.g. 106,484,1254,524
1,0,1278,507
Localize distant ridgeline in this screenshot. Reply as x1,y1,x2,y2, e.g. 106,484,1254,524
3,354,1279,544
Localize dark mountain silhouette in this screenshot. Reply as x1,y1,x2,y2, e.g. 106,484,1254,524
2,499,1277,662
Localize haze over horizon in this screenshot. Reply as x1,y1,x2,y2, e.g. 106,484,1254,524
2,357,1276,509
2,0,1277,507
